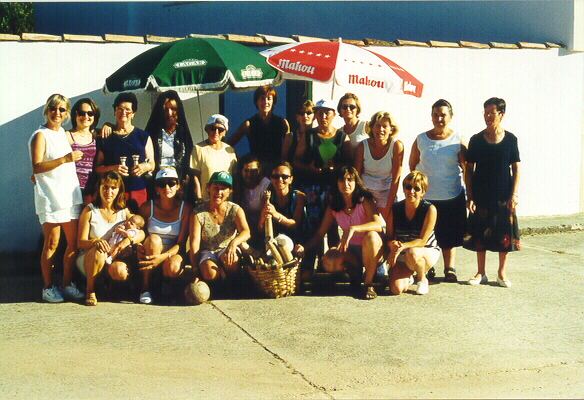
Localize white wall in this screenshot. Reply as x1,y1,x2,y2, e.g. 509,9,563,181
0,41,219,252
313,46,584,217
1,41,583,252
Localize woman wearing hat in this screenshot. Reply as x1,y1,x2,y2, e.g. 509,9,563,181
137,167,192,304
189,171,251,290
190,114,237,201
95,92,155,210
227,85,290,173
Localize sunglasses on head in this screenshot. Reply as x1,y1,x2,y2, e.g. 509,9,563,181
50,107,67,113
77,110,95,117
271,173,291,181
341,104,357,111
404,184,422,193
155,179,178,188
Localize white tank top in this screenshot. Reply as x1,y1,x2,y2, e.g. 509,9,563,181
362,138,394,191
147,200,184,246
415,131,464,200
344,120,369,153
88,204,126,239
29,126,82,214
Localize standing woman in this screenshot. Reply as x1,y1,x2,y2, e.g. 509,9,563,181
68,98,100,202
29,94,85,302
355,111,403,222
137,168,192,304
409,99,467,282
284,100,315,165
144,90,194,202
337,93,369,160
77,171,144,306
227,85,290,173
305,167,384,299
464,98,520,287
95,92,155,210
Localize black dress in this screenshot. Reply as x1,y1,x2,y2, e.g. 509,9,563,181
463,131,521,252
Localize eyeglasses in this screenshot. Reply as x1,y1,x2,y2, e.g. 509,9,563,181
297,111,314,116
271,174,291,181
243,168,259,173
404,184,422,193
116,107,134,114
341,104,357,111
49,107,67,113
77,110,95,117
207,126,226,133
155,179,178,188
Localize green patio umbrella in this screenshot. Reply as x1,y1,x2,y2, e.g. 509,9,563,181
104,37,281,94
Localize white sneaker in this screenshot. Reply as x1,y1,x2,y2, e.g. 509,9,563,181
497,276,512,288
63,282,84,300
42,286,64,303
416,280,429,295
139,291,152,304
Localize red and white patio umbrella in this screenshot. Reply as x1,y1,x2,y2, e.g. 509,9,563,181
262,39,423,98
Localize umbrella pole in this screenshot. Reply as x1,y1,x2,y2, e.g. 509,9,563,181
196,89,204,138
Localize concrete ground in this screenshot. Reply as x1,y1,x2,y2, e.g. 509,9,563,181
1,215,583,399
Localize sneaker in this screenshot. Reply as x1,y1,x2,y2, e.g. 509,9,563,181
63,282,84,300
416,280,429,295
42,285,64,303
139,291,152,304
496,276,512,288
468,274,488,286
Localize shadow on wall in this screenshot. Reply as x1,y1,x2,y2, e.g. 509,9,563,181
0,88,219,255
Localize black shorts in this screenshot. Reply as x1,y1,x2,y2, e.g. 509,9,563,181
429,190,466,249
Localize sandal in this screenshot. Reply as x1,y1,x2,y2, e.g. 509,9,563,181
363,285,377,300
444,267,458,283
85,292,98,306
426,266,436,281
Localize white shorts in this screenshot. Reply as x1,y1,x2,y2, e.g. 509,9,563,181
38,203,83,225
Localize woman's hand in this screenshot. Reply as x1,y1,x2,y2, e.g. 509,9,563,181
66,150,84,163
131,162,149,177
115,164,130,176
388,240,403,268
94,239,111,254
99,124,113,139
263,202,277,217
507,194,518,211
224,242,239,266
466,199,476,213
293,244,304,257
138,253,166,271
339,227,355,253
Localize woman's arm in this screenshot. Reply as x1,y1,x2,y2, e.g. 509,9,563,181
338,198,383,252
401,204,437,250
94,149,129,176
464,161,476,212
188,212,202,267
280,119,292,161
354,142,365,173
223,206,252,266
30,131,82,174
384,140,404,218
508,161,520,211
226,120,249,146
132,136,155,176
408,139,420,171
269,191,306,230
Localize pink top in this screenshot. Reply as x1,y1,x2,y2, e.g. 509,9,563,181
331,202,368,246
71,138,96,190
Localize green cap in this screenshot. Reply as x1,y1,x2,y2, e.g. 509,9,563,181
208,171,233,187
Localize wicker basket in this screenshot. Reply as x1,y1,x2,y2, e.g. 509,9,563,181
246,258,300,298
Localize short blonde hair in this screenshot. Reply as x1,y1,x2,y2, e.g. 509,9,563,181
403,170,429,193
366,111,399,136
43,93,71,124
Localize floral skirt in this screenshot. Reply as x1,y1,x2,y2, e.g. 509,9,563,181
463,201,520,253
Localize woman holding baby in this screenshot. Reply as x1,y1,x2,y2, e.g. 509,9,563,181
77,171,145,306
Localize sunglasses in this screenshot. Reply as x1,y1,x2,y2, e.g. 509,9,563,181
77,110,95,117
404,184,422,193
207,126,226,133
271,174,291,181
297,111,314,116
341,104,357,111
50,107,67,113
155,179,178,188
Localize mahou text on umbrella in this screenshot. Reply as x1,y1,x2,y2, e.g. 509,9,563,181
277,59,315,75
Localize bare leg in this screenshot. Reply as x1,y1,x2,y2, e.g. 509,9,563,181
498,252,509,280
108,261,130,282
362,232,383,285
405,248,432,286
40,223,61,288
61,220,78,287
142,234,163,292
162,255,184,279
443,247,455,269
84,247,107,294
200,259,222,281
389,263,413,295
475,251,487,277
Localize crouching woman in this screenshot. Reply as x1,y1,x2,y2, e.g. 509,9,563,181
387,170,440,296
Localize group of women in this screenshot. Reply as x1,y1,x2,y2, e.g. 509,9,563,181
29,86,520,305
